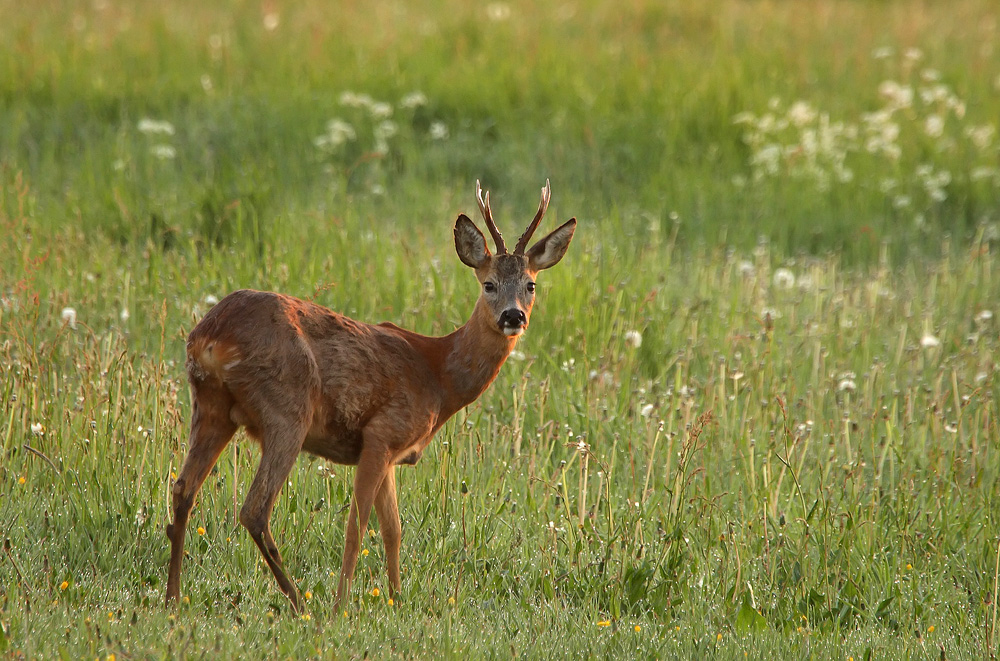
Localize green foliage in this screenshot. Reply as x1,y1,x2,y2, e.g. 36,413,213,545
2,0,1000,658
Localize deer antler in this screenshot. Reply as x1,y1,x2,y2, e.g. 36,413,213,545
476,180,507,255
513,179,551,255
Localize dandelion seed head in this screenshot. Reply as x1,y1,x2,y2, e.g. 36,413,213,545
773,268,796,290
623,330,643,348
61,307,77,328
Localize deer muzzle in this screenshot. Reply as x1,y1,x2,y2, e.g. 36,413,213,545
498,308,527,336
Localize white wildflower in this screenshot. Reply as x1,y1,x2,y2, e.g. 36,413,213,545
374,120,398,140
509,350,526,361
920,333,941,349
30,422,44,435
924,115,944,138
838,378,857,392
975,310,993,324
368,102,393,119
400,92,428,109
137,118,175,136
904,47,923,62
150,144,176,160
737,260,754,277
966,125,995,150
429,121,449,140
315,119,356,150
623,330,642,349
773,268,796,290
204,294,219,306
262,12,279,31
61,307,77,329
639,403,655,418
339,91,373,108
971,167,999,182
787,101,816,127
120,308,130,322
487,2,511,21
872,46,894,59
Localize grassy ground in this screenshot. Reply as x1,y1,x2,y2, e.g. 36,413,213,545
2,0,1000,658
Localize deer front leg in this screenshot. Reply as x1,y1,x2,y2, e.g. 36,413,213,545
335,446,390,609
166,389,237,607
374,467,402,598
239,424,309,613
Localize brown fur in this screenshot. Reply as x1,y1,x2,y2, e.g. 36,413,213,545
164,184,576,611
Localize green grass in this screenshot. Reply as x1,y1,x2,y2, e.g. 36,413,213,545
2,0,1000,658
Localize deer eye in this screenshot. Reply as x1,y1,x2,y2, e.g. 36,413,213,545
484,281,496,293
526,282,536,293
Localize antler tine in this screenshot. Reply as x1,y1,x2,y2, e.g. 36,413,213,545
514,179,551,255
476,179,507,255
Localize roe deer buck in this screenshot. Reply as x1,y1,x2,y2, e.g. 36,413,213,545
165,180,576,611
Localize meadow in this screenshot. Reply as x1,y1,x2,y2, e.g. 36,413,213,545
2,0,1000,657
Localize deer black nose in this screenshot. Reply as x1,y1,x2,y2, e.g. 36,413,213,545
498,308,526,329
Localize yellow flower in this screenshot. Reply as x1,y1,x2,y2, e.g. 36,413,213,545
342,610,348,618
387,598,394,606
197,527,206,536
634,625,641,632
596,620,611,627
361,549,369,557
18,476,26,485
906,563,912,571
301,613,311,621
371,588,380,597
716,633,723,642
928,625,935,633
182,596,190,605
304,591,312,600
107,655,116,661
447,596,455,606
60,581,69,591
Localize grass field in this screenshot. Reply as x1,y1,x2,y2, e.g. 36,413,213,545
2,0,1000,658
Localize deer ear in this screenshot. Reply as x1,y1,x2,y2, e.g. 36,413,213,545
526,218,576,271
454,214,491,269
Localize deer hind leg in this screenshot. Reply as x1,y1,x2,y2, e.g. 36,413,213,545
166,383,238,606
374,467,402,598
335,445,391,609
239,420,308,613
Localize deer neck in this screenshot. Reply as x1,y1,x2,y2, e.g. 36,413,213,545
440,298,518,414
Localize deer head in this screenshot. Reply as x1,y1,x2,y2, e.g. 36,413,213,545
453,179,577,337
